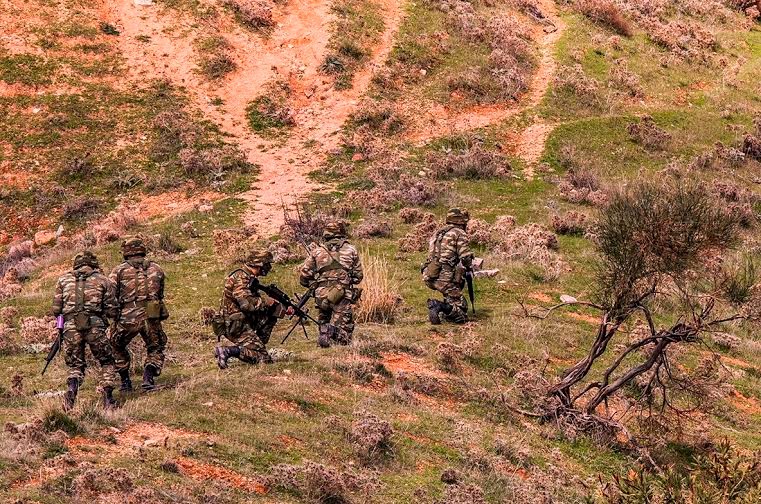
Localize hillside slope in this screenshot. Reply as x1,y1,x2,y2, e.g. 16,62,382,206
2,1,761,503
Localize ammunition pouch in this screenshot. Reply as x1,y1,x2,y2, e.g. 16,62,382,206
421,260,442,282
74,312,92,331
146,301,162,320
325,285,346,305
453,265,466,287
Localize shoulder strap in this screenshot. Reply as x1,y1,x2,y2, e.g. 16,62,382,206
316,243,347,274
432,226,454,262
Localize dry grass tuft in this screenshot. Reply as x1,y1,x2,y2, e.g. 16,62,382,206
398,213,439,252
551,211,590,236
354,218,392,239
426,140,511,180
355,254,403,324
267,460,380,502
553,65,605,108
576,0,633,36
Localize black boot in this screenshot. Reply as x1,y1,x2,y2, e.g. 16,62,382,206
63,377,79,411
141,364,157,391
427,299,443,325
119,369,133,392
215,346,239,369
102,386,117,409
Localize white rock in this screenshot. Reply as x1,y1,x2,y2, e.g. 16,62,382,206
134,0,154,5
560,295,577,304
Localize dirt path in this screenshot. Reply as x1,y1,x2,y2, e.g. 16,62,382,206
408,0,566,177
106,0,404,236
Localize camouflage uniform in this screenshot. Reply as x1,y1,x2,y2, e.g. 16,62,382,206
299,221,363,346
214,248,281,368
109,238,168,392
51,251,118,409
422,208,474,324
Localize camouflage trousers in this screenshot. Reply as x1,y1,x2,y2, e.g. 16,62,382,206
221,317,276,364
427,279,468,323
63,328,117,389
111,319,167,374
317,297,355,345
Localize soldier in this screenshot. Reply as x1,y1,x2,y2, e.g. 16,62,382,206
299,220,363,347
422,208,474,325
109,238,168,392
214,247,287,368
51,251,118,410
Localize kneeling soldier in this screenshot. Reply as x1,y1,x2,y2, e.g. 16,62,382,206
51,251,118,410
422,208,474,325
299,220,363,347
214,247,285,368
110,238,169,392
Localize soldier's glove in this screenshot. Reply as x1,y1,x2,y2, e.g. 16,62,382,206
285,306,295,317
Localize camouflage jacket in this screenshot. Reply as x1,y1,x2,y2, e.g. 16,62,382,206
52,266,117,330
222,266,270,320
299,239,363,288
427,225,474,277
109,258,166,324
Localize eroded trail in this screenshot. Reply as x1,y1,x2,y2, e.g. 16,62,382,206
106,0,404,236
409,0,566,176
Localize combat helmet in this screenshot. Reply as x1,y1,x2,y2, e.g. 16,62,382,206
121,237,147,258
446,208,470,226
244,246,273,268
73,250,99,269
323,220,348,240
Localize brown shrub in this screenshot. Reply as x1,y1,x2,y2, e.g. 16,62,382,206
398,213,438,253
179,144,250,179
0,306,19,325
467,218,493,246
434,483,487,504
576,0,633,36
609,60,643,98
355,175,439,212
642,18,717,60
494,224,565,280
399,207,426,224
350,410,393,463
743,132,761,161
436,342,464,373
350,100,405,134
72,467,133,498
426,143,511,180
267,461,380,503
557,169,609,207
62,197,101,221
354,219,392,239
553,65,604,108
213,228,258,260
19,317,55,344
551,211,590,236
627,115,672,150
224,0,275,29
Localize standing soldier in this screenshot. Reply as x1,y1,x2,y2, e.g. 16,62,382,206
299,220,363,347
422,208,474,325
51,251,118,410
110,237,168,392
214,247,284,368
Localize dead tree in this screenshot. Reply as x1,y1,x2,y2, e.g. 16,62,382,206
523,180,759,420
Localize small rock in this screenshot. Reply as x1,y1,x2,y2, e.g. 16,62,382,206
560,295,577,304
34,229,57,246
474,269,499,278
202,401,214,407
420,69,427,76
417,171,426,177
198,204,213,213
134,0,154,5
351,153,365,162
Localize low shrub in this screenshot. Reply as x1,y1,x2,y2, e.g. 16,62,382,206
354,219,392,238
426,141,511,180
267,460,380,502
627,115,671,150
224,0,275,30
551,211,590,236
197,36,236,80
576,0,633,36
397,213,438,252
350,410,393,463
246,88,296,134
554,65,605,108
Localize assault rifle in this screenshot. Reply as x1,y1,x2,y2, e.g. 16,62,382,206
42,315,64,375
247,277,320,344
465,269,476,315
